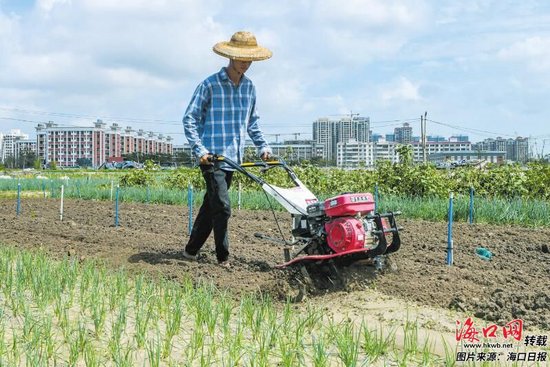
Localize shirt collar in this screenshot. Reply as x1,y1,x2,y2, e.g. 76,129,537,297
219,67,230,81
218,67,249,85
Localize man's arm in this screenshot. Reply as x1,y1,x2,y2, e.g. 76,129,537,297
183,83,210,160
247,97,272,160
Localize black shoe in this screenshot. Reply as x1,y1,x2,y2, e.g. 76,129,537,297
182,250,198,261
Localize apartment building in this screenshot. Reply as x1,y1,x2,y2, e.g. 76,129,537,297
429,151,505,164
0,129,29,163
14,139,37,160
269,140,324,162
334,138,473,168
411,140,472,163
472,137,530,163
374,140,400,164
336,139,374,168
36,120,173,168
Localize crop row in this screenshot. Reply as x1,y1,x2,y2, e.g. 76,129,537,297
0,245,455,366
4,161,550,200
1,176,549,227
162,161,550,200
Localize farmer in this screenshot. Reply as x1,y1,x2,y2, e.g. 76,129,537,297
182,31,273,267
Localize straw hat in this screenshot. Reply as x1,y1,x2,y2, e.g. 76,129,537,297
213,31,272,61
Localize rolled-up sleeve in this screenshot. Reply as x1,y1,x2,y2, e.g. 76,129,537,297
247,95,272,157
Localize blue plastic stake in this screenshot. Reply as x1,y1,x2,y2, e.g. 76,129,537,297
115,185,120,227
447,192,454,265
187,184,193,234
374,184,379,213
468,187,474,224
16,183,21,216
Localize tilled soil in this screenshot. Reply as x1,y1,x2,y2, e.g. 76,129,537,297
1,198,549,331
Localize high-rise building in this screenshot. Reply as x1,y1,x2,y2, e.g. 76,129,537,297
313,115,370,162
0,129,29,163
513,137,529,163
394,123,413,144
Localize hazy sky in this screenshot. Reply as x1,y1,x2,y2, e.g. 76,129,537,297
1,0,549,150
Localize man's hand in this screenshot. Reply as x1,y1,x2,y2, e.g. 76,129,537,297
261,152,271,161
199,154,213,165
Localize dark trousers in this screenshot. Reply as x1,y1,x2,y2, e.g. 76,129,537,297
185,165,234,262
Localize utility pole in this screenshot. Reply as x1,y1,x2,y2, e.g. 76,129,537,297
422,111,428,164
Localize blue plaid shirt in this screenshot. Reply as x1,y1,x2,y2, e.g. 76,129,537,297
183,67,271,166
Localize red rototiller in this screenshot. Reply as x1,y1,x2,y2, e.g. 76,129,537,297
211,155,402,288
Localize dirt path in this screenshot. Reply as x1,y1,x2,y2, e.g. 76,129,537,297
1,198,549,335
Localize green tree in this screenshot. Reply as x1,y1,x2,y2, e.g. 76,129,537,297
396,144,413,166
33,159,42,170
144,159,159,171
173,151,192,166
76,158,93,168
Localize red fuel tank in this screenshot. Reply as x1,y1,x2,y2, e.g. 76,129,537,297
324,193,375,217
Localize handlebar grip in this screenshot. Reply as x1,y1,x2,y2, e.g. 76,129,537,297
206,154,222,163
